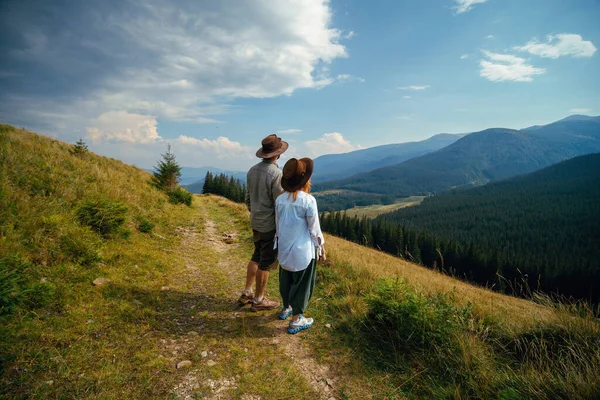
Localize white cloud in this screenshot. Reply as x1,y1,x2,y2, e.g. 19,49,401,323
453,0,489,14
304,132,362,157
1,0,349,137
343,31,355,39
398,85,430,91
460,54,470,59
514,34,597,59
337,74,365,83
86,111,161,144
176,135,253,159
403,95,412,99
486,34,495,39
276,129,302,135
570,108,592,114
479,50,546,82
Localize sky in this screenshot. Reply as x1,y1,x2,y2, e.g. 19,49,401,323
0,0,599,170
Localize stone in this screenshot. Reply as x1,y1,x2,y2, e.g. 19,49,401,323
201,351,208,358
45,380,54,386
326,378,334,386
160,286,170,291
92,278,110,287
86,319,93,324
325,323,332,329
187,331,199,336
176,360,192,369
206,360,217,367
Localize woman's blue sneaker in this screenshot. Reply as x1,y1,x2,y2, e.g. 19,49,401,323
287,315,314,334
278,305,293,320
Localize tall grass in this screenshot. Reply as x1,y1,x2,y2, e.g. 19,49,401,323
314,243,600,399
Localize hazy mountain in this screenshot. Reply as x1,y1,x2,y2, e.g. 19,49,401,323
312,133,465,182
317,116,600,196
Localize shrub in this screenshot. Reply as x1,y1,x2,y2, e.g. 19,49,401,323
0,257,28,317
168,187,192,206
76,198,128,236
138,219,155,233
363,278,473,369
59,231,102,265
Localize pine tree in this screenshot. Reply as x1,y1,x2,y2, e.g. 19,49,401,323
152,144,181,192
202,171,213,194
71,138,89,157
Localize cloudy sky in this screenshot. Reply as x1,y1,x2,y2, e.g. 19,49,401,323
1,0,598,170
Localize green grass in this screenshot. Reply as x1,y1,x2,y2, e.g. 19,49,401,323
1,124,599,399
337,196,425,219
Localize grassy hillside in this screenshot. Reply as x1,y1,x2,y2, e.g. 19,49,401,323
1,125,599,399
317,118,600,197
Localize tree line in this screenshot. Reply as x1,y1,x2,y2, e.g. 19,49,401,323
320,208,600,303
319,154,600,303
202,171,247,203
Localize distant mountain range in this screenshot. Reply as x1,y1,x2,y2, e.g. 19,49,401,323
312,133,464,182
316,115,600,196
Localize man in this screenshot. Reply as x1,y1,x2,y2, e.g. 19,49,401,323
238,134,288,311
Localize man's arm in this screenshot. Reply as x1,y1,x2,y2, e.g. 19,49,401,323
245,170,252,212
245,185,251,212
271,172,283,201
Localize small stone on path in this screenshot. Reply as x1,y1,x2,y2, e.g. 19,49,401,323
325,323,332,329
201,351,208,358
160,286,170,291
176,360,192,369
207,360,217,367
44,380,54,386
92,278,110,287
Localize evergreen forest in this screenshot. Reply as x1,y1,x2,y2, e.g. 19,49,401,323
202,171,247,204
320,154,600,303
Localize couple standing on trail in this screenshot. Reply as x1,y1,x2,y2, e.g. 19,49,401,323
238,134,326,334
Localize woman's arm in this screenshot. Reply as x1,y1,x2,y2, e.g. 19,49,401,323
306,197,326,263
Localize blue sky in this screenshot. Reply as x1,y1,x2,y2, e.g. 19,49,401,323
0,0,598,170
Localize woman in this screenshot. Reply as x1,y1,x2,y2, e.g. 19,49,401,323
275,157,326,334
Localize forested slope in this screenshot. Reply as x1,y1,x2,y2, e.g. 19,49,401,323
377,153,600,300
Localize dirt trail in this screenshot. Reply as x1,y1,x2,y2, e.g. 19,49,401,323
169,204,338,399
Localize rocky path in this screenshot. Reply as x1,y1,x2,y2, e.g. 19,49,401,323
165,197,338,399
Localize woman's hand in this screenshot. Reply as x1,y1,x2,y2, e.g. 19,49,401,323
318,247,326,264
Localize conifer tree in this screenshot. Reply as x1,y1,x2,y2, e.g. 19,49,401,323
202,171,213,194
71,138,89,157
152,143,181,191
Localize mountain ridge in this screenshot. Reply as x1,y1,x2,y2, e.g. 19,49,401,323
316,117,600,196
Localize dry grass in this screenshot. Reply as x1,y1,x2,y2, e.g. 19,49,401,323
324,235,558,334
